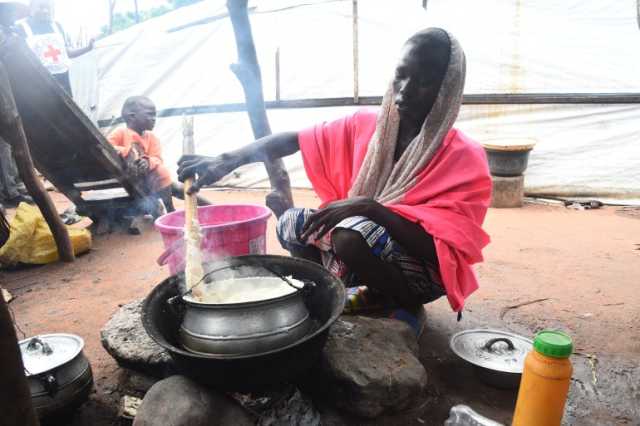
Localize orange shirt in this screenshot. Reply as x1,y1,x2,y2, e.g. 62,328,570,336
107,127,165,171
107,127,172,190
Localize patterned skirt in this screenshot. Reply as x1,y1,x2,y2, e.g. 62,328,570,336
276,208,446,305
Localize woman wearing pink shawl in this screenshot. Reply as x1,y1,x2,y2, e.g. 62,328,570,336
179,28,492,334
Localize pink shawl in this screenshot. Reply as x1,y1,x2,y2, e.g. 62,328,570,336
299,109,492,312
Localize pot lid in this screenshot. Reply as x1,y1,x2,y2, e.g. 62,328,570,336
19,334,84,376
481,138,536,152
450,329,533,374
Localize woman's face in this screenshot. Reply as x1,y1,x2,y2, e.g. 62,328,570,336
392,42,445,125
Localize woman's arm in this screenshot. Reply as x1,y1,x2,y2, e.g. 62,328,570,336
177,131,299,193
370,204,438,266
301,197,438,266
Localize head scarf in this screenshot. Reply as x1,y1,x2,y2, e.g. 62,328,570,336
348,28,466,204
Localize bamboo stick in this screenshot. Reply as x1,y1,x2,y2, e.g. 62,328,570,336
182,116,204,298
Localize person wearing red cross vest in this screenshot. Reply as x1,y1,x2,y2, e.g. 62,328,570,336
15,0,94,95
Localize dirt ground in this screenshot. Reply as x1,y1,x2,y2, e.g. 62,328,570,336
2,188,639,425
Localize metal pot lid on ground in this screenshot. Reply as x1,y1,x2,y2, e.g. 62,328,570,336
19,334,85,376
450,329,533,374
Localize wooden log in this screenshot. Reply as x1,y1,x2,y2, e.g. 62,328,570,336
0,297,39,426
0,62,74,262
226,0,293,218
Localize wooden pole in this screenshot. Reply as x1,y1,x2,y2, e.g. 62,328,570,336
0,297,39,426
275,47,281,102
134,0,140,23
0,63,74,262
226,0,293,218
352,0,359,103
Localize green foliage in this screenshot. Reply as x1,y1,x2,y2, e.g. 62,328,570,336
169,0,204,8
100,1,196,37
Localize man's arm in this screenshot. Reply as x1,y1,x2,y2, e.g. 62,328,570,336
60,23,94,58
178,131,299,193
145,134,164,170
67,40,93,59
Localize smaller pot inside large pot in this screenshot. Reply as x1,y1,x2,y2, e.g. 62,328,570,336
142,255,346,391
19,334,94,420
178,274,314,356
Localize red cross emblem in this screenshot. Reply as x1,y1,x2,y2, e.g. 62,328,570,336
43,45,62,63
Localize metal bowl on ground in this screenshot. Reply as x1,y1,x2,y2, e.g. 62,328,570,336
19,334,94,420
179,275,313,356
450,329,533,389
142,255,345,391
482,139,536,177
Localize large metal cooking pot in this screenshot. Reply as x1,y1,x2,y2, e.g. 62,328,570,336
142,255,345,391
19,334,94,419
180,275,313,355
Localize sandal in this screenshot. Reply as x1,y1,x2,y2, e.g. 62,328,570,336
343,286,389,314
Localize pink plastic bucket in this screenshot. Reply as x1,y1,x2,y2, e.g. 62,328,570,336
154,204,272,275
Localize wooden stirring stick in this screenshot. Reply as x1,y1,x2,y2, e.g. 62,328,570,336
182,116,205,299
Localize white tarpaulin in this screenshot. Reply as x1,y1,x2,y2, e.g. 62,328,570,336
69,0,640,199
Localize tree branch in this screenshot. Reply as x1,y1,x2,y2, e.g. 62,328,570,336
226,0,293,217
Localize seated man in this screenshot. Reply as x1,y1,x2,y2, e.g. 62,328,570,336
108,96,175,215
178,28,491,334
15,0,94,96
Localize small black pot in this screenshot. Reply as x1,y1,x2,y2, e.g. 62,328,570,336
474,365,522,389
21,335,94,420
484,148,532,177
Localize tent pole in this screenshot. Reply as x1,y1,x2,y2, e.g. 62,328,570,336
227,0,293,218
275,47,281,102
352,0,359,103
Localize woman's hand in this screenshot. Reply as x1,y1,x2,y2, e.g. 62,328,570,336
301,197,383,241
177,154,239,194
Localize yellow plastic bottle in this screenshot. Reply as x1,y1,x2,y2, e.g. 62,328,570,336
512,330,573,426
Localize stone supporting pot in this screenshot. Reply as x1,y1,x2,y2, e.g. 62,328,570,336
491,175,525,208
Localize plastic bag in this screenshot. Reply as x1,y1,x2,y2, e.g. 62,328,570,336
0,203,91,266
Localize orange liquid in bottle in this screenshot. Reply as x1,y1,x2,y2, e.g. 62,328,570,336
512,330,573,426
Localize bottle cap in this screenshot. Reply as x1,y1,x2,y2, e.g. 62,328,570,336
533,330,573,358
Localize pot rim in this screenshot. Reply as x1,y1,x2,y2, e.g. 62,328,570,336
19,334,85,376
450,328,532,374
181,285,302,308
154,203,272,235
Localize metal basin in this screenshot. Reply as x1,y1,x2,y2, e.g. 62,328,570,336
142,255,345,391
180,276,313,356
